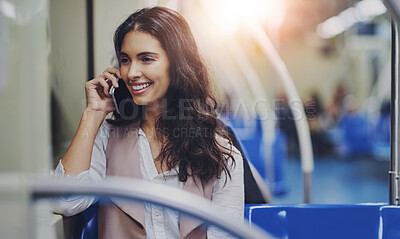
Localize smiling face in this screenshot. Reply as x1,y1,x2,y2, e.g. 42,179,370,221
119,30,171,108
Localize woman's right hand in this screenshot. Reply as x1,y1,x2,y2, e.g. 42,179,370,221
62,68,122,176
85,68,121,114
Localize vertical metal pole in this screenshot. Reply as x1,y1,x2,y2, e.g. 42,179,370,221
390,20,400,205
86,0,94,80
304,172,311,204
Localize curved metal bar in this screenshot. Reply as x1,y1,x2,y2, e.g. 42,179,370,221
246,19,314,203
193,0,314,203
225,39,277,190
390,20,400,205
383,0,400,26
29,177,275,239
247,160,274,203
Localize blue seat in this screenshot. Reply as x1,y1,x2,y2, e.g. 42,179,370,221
229,117,266,178
62,201,99,239
271,129,287,195
372,113,390,159
338,112,373,156
229,117,288,195
245,204,400,239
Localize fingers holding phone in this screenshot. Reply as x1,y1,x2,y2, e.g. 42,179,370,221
97,68,121,96
85,68,121,113
101,68,120,89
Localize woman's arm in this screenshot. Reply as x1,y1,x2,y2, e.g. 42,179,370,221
52,121,109,216
61,110,106,175
61,68,120,176
207,146,244,238
52,68,120,215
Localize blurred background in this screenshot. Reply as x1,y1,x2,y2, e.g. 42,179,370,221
0,0,393,236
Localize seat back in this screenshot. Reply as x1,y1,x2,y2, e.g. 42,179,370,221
245,204,400,239
62,202,98,239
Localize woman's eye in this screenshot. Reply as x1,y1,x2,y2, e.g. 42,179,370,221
142,57,155,63
120,58,130,64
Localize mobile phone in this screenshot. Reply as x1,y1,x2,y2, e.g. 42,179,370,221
109,78,138,118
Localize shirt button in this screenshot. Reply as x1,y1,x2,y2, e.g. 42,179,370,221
154,210,160,216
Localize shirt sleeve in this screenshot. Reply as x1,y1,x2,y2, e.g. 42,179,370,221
51,121,109,216
207,145,244,239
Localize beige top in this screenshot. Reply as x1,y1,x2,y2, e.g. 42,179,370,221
54,120,244,239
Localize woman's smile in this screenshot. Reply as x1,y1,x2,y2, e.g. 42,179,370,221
130,81,153,95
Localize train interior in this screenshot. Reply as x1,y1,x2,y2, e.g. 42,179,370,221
0,0,399,238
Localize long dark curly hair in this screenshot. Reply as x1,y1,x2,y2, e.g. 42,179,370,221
110,6,235,183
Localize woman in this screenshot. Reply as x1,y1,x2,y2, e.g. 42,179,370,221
53,6,244,239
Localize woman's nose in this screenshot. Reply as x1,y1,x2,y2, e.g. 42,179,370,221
127,62,143,79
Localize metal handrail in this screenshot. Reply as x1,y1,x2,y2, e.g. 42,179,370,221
390,20,400,205
383,0,400,205
29,177,275,239
384,0,400,26
245,19,314,203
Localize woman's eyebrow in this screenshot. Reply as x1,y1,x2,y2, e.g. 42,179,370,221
137,51,159,57
119,52,130,58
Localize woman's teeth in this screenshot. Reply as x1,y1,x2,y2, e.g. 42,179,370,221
132,83,151,90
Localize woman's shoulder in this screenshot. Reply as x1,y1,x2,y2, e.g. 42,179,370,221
215,133,237,149
101,119,111,130
93,120,111,144
215,134,242,161
99,119,112,133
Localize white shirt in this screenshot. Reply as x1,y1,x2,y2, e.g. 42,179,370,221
53,121,244,239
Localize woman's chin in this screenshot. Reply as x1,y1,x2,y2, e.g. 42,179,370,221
133,99,147,106
133,98,155,107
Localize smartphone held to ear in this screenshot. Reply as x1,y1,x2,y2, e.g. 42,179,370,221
109,78,138,119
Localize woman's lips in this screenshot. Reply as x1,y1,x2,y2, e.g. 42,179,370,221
131,82,152,95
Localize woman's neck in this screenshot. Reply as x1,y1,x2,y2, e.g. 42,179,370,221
141,104,162,140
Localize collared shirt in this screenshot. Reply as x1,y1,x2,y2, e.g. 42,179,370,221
53,121,244,239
